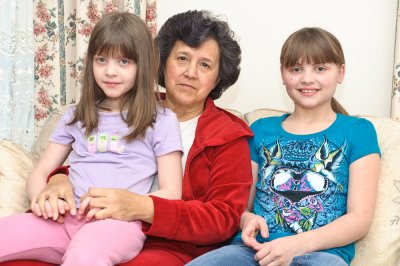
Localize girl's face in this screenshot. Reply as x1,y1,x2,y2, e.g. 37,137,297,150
281,60,345,112
93,53,137,111
163,39,220,117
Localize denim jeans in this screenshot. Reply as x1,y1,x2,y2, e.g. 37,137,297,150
186,243,348,266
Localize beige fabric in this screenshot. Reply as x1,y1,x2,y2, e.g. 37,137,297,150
0,140,36,218
244,108,286,124
351,116,400,266
31,106,66,160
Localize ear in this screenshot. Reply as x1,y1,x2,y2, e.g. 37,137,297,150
337,64,345,84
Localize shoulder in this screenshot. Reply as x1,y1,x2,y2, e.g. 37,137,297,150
250,115,286,132
339,114,377,133
155,106,179,123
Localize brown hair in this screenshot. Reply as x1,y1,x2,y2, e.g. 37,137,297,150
70,12,159,140
280,27,348,115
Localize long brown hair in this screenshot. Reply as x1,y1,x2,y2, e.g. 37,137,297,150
69,12,159,140
280,27,348,115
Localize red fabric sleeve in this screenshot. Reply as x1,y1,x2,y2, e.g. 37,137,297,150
143,137,252,245
46,165,69,182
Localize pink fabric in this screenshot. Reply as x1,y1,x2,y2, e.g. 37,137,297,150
0,213,145,265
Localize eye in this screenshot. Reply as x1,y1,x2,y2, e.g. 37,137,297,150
177,55,189,62
120,58,130,65
200,62,210,69
316,65,327,72
95,56,106,64
290,66,302,73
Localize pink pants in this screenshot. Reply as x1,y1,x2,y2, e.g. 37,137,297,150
0,213,145,266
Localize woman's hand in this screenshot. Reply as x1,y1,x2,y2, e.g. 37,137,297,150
254,236,303,266
80,188,155,223
30,173,76,223
241,212,269,250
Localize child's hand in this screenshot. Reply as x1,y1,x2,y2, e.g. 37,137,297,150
254,236,302,266
31,198,70,223
78,196,102,222
241,212,269,250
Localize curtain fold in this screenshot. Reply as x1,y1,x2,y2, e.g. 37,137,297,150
33,0,157,138
0,0,34,150
392,0,400,120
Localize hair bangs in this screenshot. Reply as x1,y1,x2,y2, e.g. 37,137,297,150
281,27,344,68
93,26,138,61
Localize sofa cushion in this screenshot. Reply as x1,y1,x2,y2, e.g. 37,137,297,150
0,140,36,218
244,109,400,265
351,116,400,266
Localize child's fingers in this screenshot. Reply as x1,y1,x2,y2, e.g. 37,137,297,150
32,203,42,217
47,194,60,220
37,197,48,219
78,197,91,220
85,207,102,222
57,199,66,215
44,200,53,220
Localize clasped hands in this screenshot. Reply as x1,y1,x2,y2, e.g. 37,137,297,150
30,174,144,224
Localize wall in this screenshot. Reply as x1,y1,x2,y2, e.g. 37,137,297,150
157,0,397,117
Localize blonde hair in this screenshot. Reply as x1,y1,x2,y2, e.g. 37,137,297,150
70,12,159,140
280,27,348,115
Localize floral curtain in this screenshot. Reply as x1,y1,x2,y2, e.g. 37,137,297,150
392,1,400,120
0,1,34,150
33,0,157,138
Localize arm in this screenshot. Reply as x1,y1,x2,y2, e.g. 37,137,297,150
148,151,182,199
240,161,269,249
27,142,72,219
254,153,380,265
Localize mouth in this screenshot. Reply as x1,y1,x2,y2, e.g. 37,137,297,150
178,83,195,90
103,81,121,88
298,88,320,95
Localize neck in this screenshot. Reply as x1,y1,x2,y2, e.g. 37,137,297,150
291,104,336,122
164,98,204,122
98,99,121,112
283,105,337,134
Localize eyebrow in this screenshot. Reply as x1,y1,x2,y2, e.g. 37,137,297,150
176,50,216,64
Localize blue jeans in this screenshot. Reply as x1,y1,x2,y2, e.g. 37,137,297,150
186,243,348,266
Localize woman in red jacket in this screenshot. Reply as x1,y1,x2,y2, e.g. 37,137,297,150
2,10,253,266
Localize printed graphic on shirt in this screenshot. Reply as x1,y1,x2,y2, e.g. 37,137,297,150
87,132,125,154
256,136,346,234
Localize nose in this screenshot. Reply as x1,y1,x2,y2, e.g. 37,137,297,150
300,69,314,84
183,62,197,79
105,61,117,76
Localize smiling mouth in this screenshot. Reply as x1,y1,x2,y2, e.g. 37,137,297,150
298,89,320,95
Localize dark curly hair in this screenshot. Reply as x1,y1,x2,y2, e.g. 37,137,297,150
155,10,241,100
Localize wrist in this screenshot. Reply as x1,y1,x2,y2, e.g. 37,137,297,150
138,195,154,224
47,166,69,182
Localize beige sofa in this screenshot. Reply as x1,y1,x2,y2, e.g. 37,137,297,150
1,107,400,265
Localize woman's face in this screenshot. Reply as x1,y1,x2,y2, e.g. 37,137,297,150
164,39,220,116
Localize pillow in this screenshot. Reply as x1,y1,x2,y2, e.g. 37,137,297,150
31,105,69,160
351,116,400,266
0,140,36,218
244,108,287,125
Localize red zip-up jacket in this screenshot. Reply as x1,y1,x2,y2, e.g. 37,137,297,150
138,97,253,259
2,97,253,266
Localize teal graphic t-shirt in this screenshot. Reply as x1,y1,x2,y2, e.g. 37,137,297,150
236,114,380,265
